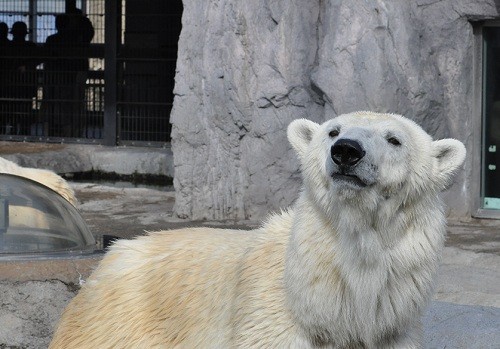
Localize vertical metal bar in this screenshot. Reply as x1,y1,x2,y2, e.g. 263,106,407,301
29,0,36,42
66,0,76,13
104,0,118,145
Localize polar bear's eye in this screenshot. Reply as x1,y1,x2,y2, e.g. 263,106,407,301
329,129,340,138
387,136,402,146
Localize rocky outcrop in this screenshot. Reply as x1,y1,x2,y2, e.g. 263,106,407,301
171,0,500,220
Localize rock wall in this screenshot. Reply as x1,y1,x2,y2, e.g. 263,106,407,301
171,0,500,220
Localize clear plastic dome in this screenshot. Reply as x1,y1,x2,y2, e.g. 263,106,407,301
0,174,96,257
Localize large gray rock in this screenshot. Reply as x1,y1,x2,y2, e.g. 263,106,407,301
171,0,322,220
171,0,499,220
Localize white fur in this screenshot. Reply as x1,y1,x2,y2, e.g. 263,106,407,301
50,111,465,348
0,157,77,206
0,157,78,229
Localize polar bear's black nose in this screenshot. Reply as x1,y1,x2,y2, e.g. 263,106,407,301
331,139,365,166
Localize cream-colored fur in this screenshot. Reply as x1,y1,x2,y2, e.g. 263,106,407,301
50,112,466,348
0,157,77,206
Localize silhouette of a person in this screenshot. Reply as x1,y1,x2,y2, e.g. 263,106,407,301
8,22,38,134
0,22,9,46
42,14,73,136
66,8,94,137
45,14,72,71
42,10,94,137
10,22,37,72
0,22,10,134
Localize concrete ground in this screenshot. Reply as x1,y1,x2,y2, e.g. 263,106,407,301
0,142,499,348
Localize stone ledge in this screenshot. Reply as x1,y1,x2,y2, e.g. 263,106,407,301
0,254,102,284
0,142,174,178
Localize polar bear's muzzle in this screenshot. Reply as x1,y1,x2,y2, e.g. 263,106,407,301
331,139,365,167
330,138,371,188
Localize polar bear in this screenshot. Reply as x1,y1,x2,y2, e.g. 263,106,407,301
49,111,465,348
0,157,77,206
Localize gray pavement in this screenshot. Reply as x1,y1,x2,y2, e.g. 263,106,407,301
424,302,499,349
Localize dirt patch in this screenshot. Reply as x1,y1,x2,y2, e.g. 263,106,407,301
0,141,66,154
74,188,123,203
446,224,500,255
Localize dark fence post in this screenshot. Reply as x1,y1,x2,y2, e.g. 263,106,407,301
104,0,118,146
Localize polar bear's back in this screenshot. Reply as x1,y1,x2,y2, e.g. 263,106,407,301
0,157,77,206
50,228,253,347
50,213,297,348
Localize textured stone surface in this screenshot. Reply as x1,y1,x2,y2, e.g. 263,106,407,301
0,142,173,177
424,301,500,349
0,257,101,284
434,247,500,308
0,281,76,349
171,0,322,220
171,0,500,220
0,256,100,348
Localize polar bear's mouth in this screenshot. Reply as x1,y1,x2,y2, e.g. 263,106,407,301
331,173,367,188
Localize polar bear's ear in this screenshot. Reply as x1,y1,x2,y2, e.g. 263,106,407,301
287,119,320,158
431,139,466,190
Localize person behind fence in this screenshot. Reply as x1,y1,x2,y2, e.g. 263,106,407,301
68,7,94,137
0,22,10,134
7,22,39,135
42,14,73,136
42,11,94,137
0,22,8,46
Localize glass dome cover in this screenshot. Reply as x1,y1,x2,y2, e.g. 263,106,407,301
0,174,96,256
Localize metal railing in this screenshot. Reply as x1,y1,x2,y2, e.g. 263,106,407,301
0,0,181,146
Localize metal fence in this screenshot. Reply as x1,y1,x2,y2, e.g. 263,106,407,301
0,0,181,146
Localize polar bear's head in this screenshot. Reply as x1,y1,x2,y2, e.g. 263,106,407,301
288,111,466,210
